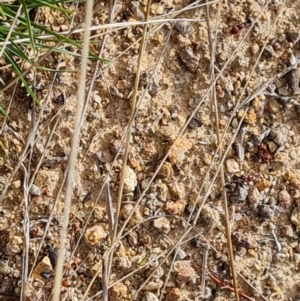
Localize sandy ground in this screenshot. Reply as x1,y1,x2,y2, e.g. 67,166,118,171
1,0,300,300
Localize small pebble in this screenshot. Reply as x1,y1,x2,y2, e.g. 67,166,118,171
226,158,240,173
153,217,170,234
278,190,291,208
175,21,194,34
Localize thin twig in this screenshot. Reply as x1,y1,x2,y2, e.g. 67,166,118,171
206,269,255,301
105,1,152,296
271,229,282,252
52,1,94,300
206,0,240,299
201,245,208,293
20,164,30,301
102,257,109,301
106,183,114,239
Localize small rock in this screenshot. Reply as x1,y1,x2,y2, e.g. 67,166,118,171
266,141,278,153
142,142,157,160
232,232,257,249
231,118,239,128
127,231,138,246
176,265,197,285
157,182,169,202
165,288,181,300
6,235,23,254
110,85,123,99
274,152,289,166
252,97,261,108
295,255,300,271
150,3,164,14
60,24,69,31
168,181,185,199
165,199,186,215
118,256,132,269
84,225,107,246
250,43,260,55
256,179,271,191
277,86,289,96
176,248,187,260
131,1,145,20
109,139,125,156
188,116,202,129
121,204,143,226
225,158,240,173
148,82,159,96
173,261,198,286
0,258,9,275
291,208,300,231
90,261,102,278
143,279,164,290
233,142,245,162
168,137,193,166
35,169,62,197
159,124,180,139
269,129,285,146
230,185,248,202
123,166,137,192
248,187,263,209
153,217,170,234
278,190,291,208
290,173,300,189
12,180,21,189
158,162,174,179
281,225,294,237
109,283,128,300
200,205,223,229
121,204,134,219
179,47,199,72
258,205,275,220
145,292,159,301
30,184,41,196
268,99,281,113
262,44,275,59
244,109,257,124
175,21,194,35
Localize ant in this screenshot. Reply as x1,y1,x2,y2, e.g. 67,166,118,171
230,19,252,35
228,10,253,35
225,173,253,190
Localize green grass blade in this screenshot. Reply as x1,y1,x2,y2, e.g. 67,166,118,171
36,65,75,72
0,140,8,157
4,50,40,106
28,0,72,14
0,6,6,19
6,43,31,62
0,106,9,119
19,0,35,55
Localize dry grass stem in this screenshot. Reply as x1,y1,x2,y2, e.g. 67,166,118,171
52,1,94,300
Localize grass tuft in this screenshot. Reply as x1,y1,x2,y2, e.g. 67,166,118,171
0,0,107,116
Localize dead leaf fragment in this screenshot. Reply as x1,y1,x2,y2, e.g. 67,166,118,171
32,256,52,280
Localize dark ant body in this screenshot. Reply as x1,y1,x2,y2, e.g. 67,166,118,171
46,244,57,269
230,19,252,35
225,174,253,189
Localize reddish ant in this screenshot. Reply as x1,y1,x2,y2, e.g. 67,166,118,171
225,173,253,189
230,19,252,35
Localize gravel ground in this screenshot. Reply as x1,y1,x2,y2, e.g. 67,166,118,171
1,0,300,300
